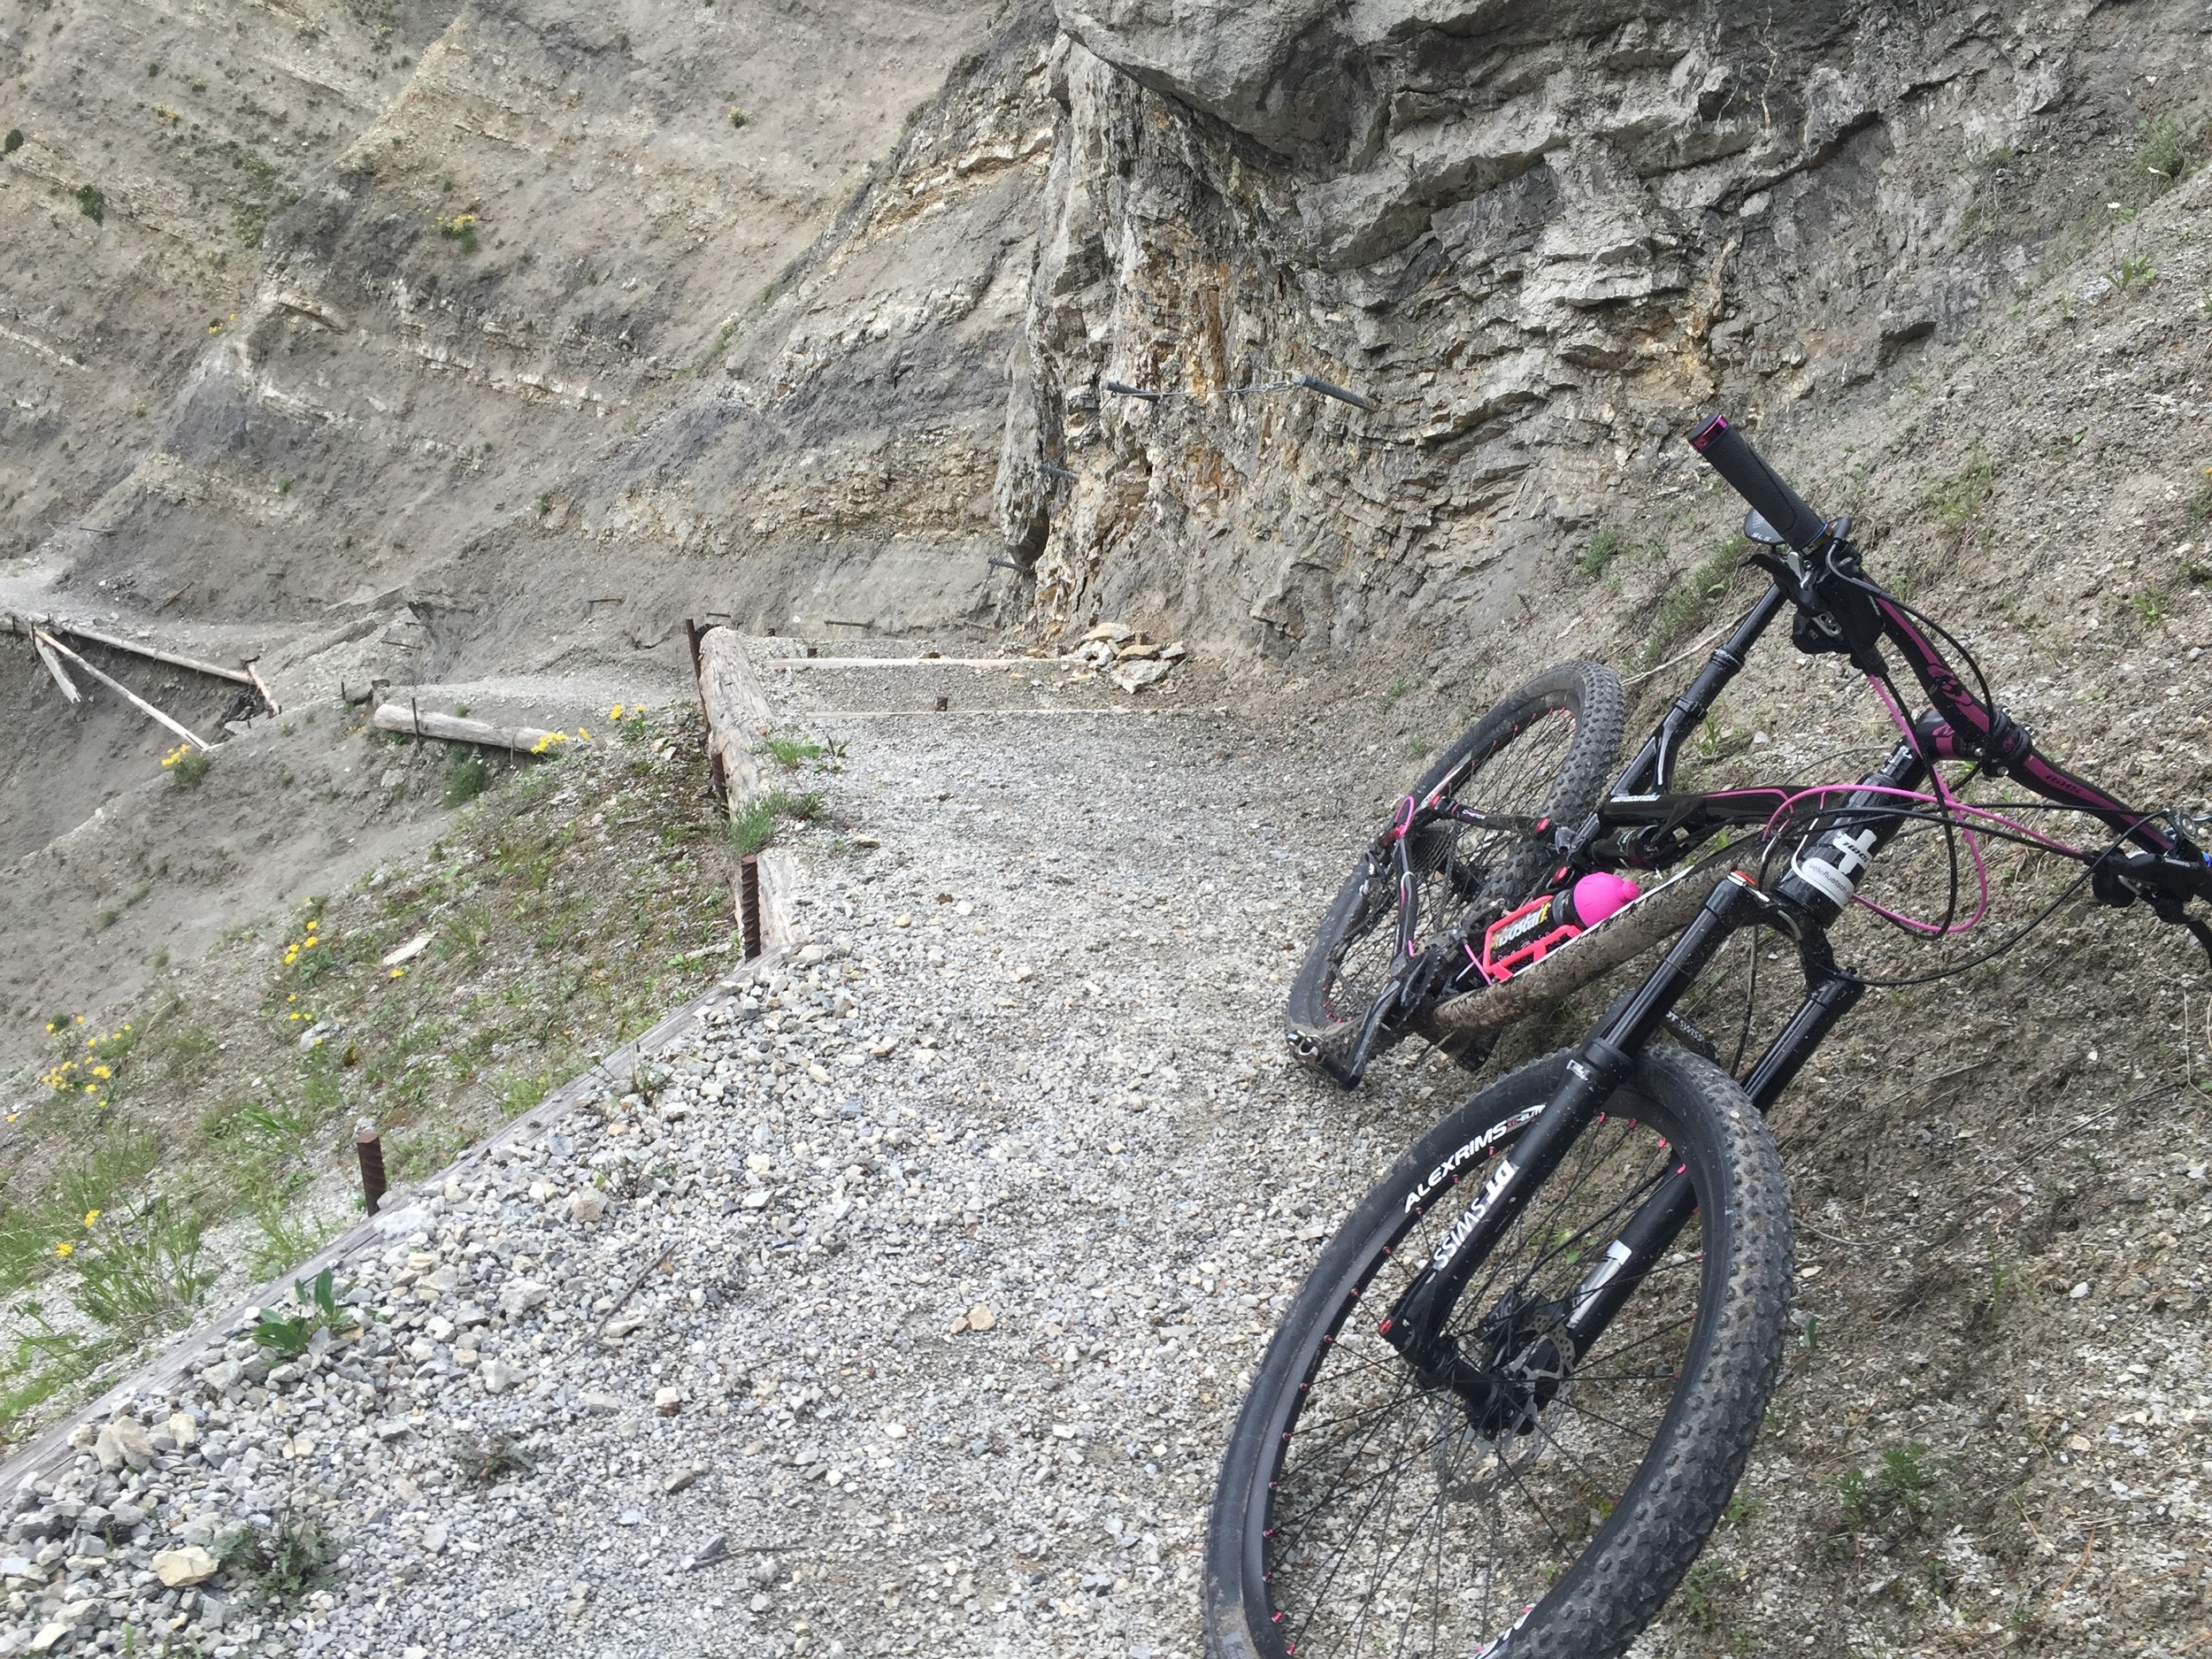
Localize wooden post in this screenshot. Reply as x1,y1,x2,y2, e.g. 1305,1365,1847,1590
355,1127,388,1214
740,855,763,959
695,626,795,956
32,634,81,703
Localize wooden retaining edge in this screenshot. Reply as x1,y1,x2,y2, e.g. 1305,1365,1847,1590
367,703,584,755
35,630,212,751
695,627,799,954
48,620,256,688
797,705,1229,718
6,611,276,715
768,657,1055,670
0,956,786,1494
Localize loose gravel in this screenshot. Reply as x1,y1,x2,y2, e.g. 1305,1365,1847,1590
0,705,1440,1659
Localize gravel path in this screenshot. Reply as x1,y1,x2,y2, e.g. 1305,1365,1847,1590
0,699,1443,1659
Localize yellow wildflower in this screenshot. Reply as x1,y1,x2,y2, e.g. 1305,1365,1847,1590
610,703,625,720
89,1064,111,1080
82,1210,99,1229
54,1241,73,1259
388,967,405,979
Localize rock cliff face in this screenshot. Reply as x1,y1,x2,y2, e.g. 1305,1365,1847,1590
998,0,2208,656
6,0,2205,668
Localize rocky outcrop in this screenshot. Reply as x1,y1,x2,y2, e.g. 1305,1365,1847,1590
995,0,2209,655
4,0,2207,679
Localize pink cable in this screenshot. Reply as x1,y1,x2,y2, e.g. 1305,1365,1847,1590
1740,679,1976,935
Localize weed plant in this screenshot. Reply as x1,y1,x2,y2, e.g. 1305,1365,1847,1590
1640,537,1753,666
0,705,732,1443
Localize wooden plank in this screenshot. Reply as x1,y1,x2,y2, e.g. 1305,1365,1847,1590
695,626,798,954
787,705,1227,718
32,633,81,703
764,656,1051,669
35,630,211,750
245,661,280,716
48,619,255,686
366,704,584,754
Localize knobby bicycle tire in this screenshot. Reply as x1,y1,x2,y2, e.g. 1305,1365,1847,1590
1205,1046,1793,1659
1287,661,1626,1075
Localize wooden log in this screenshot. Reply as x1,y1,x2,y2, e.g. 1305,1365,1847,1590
47,618,255,685
695,627,796,954
245,661,280,716
367,703,584,754
35,629,211,750
764,657,1046,669
32,633,81,703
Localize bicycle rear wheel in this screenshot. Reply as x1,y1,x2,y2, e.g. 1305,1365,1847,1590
1286,661,1624,1079
1203,1046,1793,1659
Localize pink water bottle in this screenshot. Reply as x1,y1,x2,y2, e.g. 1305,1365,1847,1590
1562,872,1640,929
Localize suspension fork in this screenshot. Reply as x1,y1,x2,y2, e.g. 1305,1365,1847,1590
1379,872,1766,1382
1554,958,1861,1352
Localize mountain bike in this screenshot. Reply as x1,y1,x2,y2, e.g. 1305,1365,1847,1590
1205,415,2212,1659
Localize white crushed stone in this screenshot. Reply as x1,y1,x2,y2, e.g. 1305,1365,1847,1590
1,715,1431,1658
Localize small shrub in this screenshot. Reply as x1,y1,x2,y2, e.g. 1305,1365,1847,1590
2109,254,2156,292
535,491,552,518
756,733,830,769
726,788,825,856
2133,111,2205,199
443,748,491,807
4,130,23,156
218,1509,333,1602
250,1202,336,1279
1578,524,1632,577
71,1196,215,1336
74,183,104,223
162,742,211,787
452,1428,534,1486
1675,1557,1732,1630
728,105,747,128
437,212,479,254
1640,540,1748,666
726,799,776,856
1924,453,1997,535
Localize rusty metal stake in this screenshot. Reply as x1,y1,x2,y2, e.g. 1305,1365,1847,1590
356,1125,388,1214
739,854,763,959
935,695,949,712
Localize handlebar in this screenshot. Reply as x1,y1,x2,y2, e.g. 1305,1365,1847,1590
1685,415,1827,550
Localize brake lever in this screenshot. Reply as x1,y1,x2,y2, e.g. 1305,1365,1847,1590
2090,846,2212,970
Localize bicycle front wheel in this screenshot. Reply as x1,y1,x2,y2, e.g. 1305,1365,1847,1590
1204,1046,1793,1659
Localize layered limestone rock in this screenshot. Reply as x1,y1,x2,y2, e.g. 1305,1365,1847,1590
995,0,2207,655
4,0,2206,672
